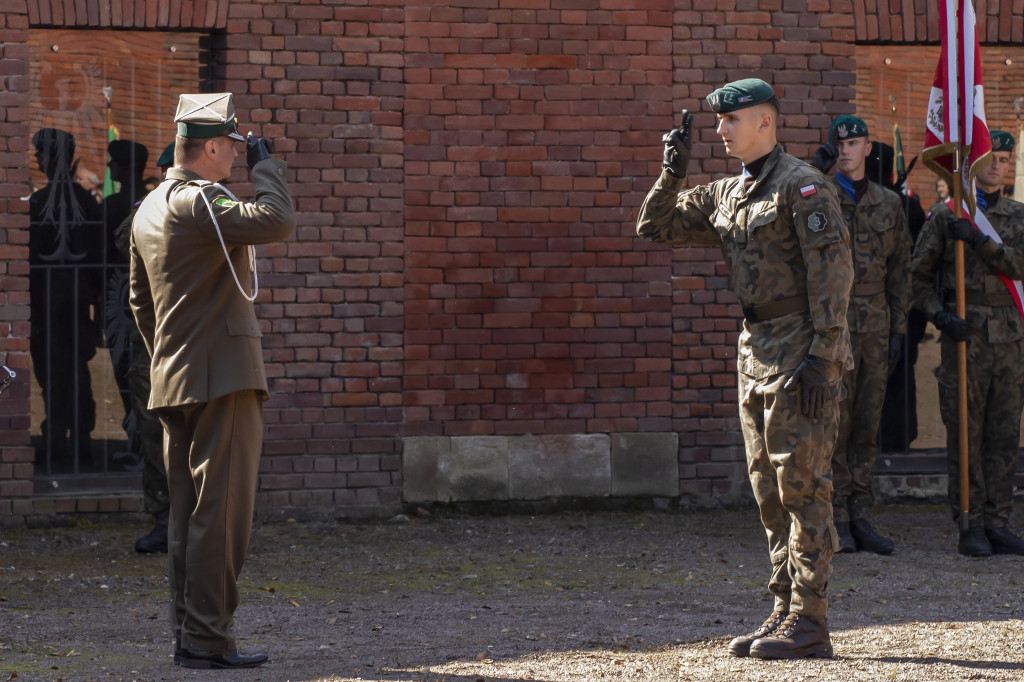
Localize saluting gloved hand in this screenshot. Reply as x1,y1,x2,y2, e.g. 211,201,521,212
947,216,988,250
811,127,839,174
661,109,693,178
783,355,838,420
933,309,970,342
887,332,905,374
246,131,273,170
810,142,838,174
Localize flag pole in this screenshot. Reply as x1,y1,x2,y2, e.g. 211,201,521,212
953,150,969,534
952,8,970,533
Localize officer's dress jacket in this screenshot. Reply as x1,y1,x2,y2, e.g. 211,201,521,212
129,159,295,409
833,178,911,336
637,144,854,379
912,198,1024,344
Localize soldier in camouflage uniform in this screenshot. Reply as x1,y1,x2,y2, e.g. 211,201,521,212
115,142,175,554
811,116,911,555
637,79,853,660
912,130,1024,557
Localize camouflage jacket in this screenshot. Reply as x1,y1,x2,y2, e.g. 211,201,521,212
637,144,854,379
832,178,911,335
912,197,1024,344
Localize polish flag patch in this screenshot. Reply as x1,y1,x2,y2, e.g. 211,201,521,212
800,184,817,197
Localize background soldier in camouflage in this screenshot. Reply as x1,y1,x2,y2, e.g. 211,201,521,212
114,143,176,554
811,116,911,555
911,130,1024,557
637,78,853,660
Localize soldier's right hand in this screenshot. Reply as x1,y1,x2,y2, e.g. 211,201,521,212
810,142,837,174
946,217,988,250
783,355,837,421
246,131,273,170
661,109,692,178
933,309,970,342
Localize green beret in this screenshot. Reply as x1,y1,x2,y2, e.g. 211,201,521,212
829,115,869,141
156,142,175,168
174,92,245,141
991,130,1015,153
706,78,776,114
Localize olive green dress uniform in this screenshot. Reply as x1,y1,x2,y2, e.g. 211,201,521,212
129,94,295,655
912,197,1024,530
637,144,853,619
831,177,911,524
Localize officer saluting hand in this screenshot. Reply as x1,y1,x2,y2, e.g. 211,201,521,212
129,92,295,670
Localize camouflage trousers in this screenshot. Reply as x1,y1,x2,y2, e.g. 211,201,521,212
833,330,889,523
936,334,1024,528
128,334,169,525
739,370,840,619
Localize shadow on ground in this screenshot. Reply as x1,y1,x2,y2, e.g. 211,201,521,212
2,505,1023,681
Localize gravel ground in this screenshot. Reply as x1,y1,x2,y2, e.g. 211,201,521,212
2,504,1024,681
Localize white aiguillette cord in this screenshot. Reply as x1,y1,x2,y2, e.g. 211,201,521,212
197,183,259,302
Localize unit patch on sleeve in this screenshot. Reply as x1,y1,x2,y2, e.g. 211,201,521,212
214,197,238,208
807,211,828,232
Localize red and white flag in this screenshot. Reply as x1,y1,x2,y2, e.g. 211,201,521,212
923,0,992,218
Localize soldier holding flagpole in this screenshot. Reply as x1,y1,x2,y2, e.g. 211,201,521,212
913,129,1024,556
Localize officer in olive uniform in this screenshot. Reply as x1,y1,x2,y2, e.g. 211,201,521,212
911,130,1024,557
812,116,911,554
637,79,853,660
129,93,295,668
115,142,174,555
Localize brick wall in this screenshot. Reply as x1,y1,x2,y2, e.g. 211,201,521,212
0,0,880,516
0,4,33,515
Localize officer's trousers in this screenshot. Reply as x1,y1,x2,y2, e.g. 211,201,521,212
739,370,839,619
157,389,264,653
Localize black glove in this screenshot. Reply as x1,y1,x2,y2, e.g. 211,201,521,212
933,309,970,342
661,109,692,178
810,142,837,174
246,131,272,169
946,217,988,249
783,355,837,420
887,333,905,374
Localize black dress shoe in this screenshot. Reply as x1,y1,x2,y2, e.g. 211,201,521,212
834,522,857,553
850,518,894,555
134,522,168,554
958,525,993,557
986,527,1024,555
178,648,268,669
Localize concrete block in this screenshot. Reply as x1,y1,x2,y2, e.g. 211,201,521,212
610,432,680,497
509,434,610,499
449,436,509,501
401,436,450,503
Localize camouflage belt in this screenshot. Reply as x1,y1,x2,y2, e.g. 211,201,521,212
852,280,885,297
742,295,809,322
964,291,1016,307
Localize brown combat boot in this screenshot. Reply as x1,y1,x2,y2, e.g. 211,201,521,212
749,612,833,659
727,609,788,657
